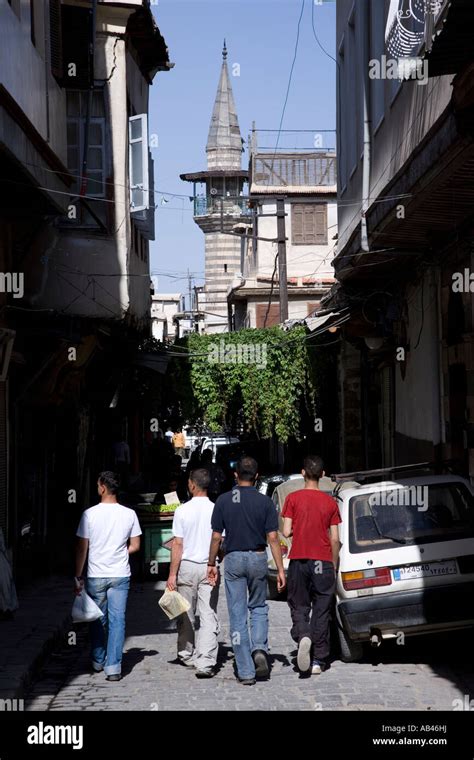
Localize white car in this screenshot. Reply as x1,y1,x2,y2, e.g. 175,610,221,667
267,473,474,662
200,435,239,462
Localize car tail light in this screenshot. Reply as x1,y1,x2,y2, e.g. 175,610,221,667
342,567,392,591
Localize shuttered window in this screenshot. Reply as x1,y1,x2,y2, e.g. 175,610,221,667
50,3,94,89
291,204,327,245
49,0,63,81
256,304,280,328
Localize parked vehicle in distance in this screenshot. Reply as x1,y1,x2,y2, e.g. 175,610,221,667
257,473,302,500
267,472,474,663
200,435,240,463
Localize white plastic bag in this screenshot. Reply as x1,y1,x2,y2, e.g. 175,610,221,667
158,589,191,620
71,590,103,623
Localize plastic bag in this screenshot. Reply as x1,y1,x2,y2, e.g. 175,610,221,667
158,589,191,620
71,590,103,623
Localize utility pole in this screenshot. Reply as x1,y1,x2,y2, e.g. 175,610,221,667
187,269,195,332
276,197,288,323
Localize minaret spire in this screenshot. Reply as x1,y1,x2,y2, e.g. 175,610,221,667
206,42,242,170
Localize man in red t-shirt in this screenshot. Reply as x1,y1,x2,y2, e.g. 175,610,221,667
282,455,341,675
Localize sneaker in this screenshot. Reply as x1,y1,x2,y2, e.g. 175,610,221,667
106,674,121,682
297,636,312,673
91,662,104,673
178,658,196,669
311,659,325,675
238,677,256,686
252,649,269,679
195,668,215,679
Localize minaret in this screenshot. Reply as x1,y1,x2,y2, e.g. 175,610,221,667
181,42,249,334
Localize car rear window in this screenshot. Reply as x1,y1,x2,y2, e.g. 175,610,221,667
349,483,474,553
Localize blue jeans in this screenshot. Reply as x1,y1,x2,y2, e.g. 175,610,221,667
224,551,269,680
86,577,130,676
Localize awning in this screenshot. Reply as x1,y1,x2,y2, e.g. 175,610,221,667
283,309,351,335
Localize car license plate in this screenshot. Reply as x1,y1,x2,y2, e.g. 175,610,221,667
392,560,458,581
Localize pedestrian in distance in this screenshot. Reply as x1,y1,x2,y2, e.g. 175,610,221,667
75,471,142,681
201,448,226,503
167,468,220,678
281,455,341,675
172,427,186,459
208,456,286,685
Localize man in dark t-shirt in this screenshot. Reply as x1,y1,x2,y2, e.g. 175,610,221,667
208,457,286,685
282,455,341,676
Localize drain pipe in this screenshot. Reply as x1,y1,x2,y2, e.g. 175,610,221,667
361,3,371,252
80,0,98,197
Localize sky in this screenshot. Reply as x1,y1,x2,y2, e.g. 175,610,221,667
149,0,336,298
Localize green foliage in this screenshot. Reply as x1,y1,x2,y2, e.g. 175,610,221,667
185,327,315,443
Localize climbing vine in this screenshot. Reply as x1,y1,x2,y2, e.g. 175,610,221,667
184,326,315,443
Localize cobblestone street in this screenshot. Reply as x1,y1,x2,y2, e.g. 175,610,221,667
25,581,474,712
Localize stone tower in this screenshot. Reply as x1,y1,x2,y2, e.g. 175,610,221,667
181,42,249,333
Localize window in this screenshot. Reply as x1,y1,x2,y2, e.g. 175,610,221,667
65,90,108,228
67,91,106,198
256,304,280,329
129,114,149,212
292,204,328,245
50,3,94,88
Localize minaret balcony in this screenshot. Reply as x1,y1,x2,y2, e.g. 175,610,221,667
194,195,253,218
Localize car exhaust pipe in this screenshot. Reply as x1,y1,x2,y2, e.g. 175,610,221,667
370,628,382,648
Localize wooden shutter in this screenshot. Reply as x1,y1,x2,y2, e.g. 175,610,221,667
292,205,305,245
303,205,317,244
315,204,328,244
256,304,280,328
49,0,63,81
292,204,328,245
61,5,94,90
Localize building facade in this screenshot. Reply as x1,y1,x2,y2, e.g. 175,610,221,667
0,0,171,577
229,141,337,329
332,0,474,476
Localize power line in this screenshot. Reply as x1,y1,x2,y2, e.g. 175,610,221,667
266,0,306,185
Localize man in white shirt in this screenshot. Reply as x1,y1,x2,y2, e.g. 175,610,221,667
167,468,220,678
75,471,142,681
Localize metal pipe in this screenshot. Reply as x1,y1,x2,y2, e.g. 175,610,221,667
361,1,371,252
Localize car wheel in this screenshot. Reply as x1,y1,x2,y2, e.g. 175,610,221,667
337,623,363,663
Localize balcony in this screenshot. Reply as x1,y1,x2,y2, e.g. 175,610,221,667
194,195,253,218
250,152,337,195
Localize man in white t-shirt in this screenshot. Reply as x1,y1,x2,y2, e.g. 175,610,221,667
75,471,142,681
167,468,220,678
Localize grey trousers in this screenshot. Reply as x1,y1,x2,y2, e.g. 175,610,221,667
177,560,220,670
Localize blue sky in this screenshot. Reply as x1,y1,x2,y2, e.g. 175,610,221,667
149,0,336,297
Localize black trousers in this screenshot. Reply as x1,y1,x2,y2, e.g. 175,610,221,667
287,559,336,661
